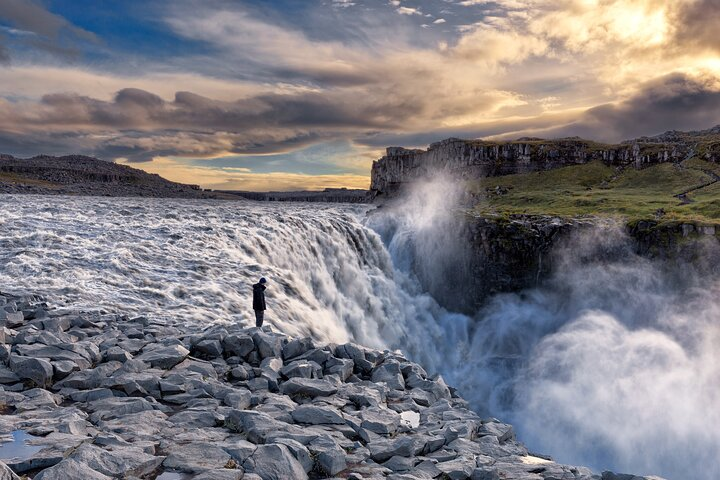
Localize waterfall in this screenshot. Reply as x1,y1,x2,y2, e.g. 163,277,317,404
2,192,720,479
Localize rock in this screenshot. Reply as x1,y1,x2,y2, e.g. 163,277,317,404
372,362,405,390
369,437,420,462
308,436,347,476
273,438,314,473
0,462,19,480
33,459,112,480
230,365,249,381
135,344,189,369
361,407,401,435
0,365,20,384
226,410,297,444
291,404,345,425
244,444,308,480
66,444,163,478
280,360,321,379
282,337,314,360
192,469,244,480
162,443,232,473
9,355,53,387
223,334,256,358
195,339,224,358
104,346,132,363
383,455,416,472
168,409,224,428
252,331,282,359
280,378,338,397
224,389,252,410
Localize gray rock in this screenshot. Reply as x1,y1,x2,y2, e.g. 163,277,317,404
224,389,252,410
226,410,297,444
252,331,283,359
192,469,244,480
308,436,347,476
223,334,256,358
104,346,132,363
273,438,314,473
280,378,338,397
244,444,308,480
372,362,405,390
361,407,401,435
282,337,314,360
383,455,416,472
437,457,475,480
280,360,321,379
162,443,232,473
230,365,249,381
369,437,420,462
0,461,20,480
136,344,189,369
33,458,112,480
168,409,224,428
291,404,345,425
196,339,224,358
67,443,163,478
9,355,53,387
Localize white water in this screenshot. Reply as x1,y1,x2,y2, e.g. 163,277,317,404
1,193,719,480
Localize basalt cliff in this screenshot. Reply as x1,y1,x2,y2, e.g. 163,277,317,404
369,126,720,313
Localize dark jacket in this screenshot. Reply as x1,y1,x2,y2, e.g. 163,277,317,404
252,283,266,311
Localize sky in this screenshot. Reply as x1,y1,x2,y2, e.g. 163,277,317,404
1,0,720,191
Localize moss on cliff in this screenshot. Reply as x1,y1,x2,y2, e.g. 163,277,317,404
469,159,720,224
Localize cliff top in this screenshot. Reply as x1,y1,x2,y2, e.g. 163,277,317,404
469,158,720,225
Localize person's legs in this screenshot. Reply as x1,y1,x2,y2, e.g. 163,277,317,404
254,310,264,327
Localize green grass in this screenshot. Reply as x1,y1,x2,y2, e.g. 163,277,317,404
468,159,720,224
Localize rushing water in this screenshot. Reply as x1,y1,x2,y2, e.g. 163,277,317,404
1,193,719,480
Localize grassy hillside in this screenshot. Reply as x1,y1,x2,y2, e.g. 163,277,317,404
469,159,720,224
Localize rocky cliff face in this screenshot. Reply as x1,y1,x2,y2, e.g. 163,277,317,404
370,134,719,198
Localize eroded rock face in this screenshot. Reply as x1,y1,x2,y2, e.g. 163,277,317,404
369,136,716,198
0,292,664,480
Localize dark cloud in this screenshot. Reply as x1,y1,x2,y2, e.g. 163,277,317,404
0,0,97,60
672,0,720,55
541,73,720,143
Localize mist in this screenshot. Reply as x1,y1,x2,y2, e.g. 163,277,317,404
367,178,720,480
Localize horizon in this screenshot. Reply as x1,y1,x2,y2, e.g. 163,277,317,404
1,1,720,191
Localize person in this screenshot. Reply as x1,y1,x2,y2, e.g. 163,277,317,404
252,277,267,327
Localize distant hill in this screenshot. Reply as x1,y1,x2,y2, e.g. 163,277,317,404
0,154,216,199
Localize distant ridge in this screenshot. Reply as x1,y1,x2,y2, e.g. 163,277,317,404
0,154,214,198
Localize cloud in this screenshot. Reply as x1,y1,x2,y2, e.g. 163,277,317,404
532,72,720,142
0,0,97,60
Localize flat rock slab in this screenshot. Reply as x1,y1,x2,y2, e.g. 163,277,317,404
162,443,233,473
280,378,338,397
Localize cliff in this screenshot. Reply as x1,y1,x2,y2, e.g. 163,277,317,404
370,126,720,198
0,154,214,199
369,126,720,312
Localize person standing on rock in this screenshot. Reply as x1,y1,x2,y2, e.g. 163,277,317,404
252,277,267,327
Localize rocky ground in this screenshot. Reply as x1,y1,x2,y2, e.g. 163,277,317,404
0,292,663,480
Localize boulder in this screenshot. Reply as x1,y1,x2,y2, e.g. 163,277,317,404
66,444,163,478
244,444,308,480
0,461,20,480
33,459,112,480
162,443,232,473
136,344,189,369
9,355,53,387
291,404,345,425
280,378,338,397
360,407,401,435
223,334,256,358
372,362,405,390
195,339,224,358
